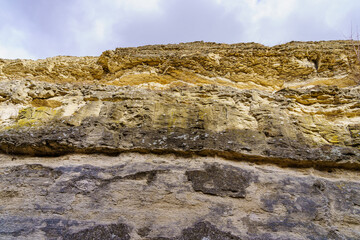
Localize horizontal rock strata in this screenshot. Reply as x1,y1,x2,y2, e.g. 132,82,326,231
1,41,359,90
0,79,359,170
0,41,360,239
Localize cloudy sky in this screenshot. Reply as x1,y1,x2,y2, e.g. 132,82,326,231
1,0,359,59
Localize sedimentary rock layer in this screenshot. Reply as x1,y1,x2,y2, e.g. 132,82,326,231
0,41,359,239
1,153,360,239
1,41,359,89
0,79,359,169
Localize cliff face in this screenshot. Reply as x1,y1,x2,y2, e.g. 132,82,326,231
0,41,360,239
1,41,359,89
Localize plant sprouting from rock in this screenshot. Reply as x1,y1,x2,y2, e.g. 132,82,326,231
349,25,360,84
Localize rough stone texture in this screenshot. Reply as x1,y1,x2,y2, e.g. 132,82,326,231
1,41,359,90
186,164,254,198
0,153,360,239
0,41,360,239
0,80,359,169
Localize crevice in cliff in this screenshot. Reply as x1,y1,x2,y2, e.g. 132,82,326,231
1,143,359,172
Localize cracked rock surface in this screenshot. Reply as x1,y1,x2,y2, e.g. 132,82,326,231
0,41,360,239
1,153,360,239
0,80,359,169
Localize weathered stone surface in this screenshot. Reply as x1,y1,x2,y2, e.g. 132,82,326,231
0,56,103,83
178,221,241,240
1,41,359,90
0,153,360,239
186,164,254,198
63,223,131,240
0,80,359,170
0,41,360,239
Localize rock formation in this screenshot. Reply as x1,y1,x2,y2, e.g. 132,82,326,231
0,41,359,239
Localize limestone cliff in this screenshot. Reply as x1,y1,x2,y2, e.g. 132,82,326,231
0,41,359,239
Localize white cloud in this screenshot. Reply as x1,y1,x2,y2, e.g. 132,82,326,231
64,0,164,56
112,0,162,12
0,46,34,59
0,0,360,59
0,26,34,59
212,0,360,45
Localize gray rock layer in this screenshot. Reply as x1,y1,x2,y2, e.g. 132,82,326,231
1,153,359,239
